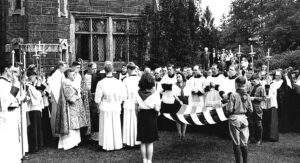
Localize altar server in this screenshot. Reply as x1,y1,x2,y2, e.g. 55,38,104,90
186,65,206,112
0,63,22,163
95,61,126,151
122,62,141,146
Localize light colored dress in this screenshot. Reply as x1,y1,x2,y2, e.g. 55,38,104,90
122,75,141,146
95,76,126,151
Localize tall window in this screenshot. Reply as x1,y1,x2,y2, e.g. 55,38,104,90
75,18,107,61
113,19,140,62
75,17,140,63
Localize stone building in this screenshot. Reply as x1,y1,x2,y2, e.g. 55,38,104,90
0,0,154,70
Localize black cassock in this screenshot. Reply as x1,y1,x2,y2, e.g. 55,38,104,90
277,75,293,133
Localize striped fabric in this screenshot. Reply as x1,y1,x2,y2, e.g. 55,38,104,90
163,104,228,125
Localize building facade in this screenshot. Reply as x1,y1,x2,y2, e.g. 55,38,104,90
0,0,153,70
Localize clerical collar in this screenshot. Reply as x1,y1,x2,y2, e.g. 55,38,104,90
228,74,238,80
0,76,11,82
168,74,175,78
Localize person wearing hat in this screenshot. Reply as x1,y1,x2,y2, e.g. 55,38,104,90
249,73,266,145
122,62,141,147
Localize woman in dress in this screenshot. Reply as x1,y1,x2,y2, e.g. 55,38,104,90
173,72,189,139
58,68,86,150
94,61,126,151
136,72,161,163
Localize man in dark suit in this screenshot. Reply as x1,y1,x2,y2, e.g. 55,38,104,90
88,62,106,140
202,47,210,70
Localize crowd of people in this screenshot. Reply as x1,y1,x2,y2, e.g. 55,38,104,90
1,53,300,163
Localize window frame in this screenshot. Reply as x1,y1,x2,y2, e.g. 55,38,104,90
74,15,141,63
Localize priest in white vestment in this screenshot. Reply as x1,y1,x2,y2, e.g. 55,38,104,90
47,62,66,137
122,62,141,146
95,61,126,151
186,65,206,112
223,65,239,95
0,63,22,163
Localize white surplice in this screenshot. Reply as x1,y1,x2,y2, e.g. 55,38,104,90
186,76,206,112
95,76,126,151
160,75,177,104
223,76,237,95
0,77,22,163
122,75,141,146
268,79,283,108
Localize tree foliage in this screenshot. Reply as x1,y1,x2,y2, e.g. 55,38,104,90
140,0,219,68
220,0,300,53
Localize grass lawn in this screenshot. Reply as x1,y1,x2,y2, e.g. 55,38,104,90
23,131,300,163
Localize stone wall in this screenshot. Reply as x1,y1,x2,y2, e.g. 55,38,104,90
69,0,152,14
0,0,154,69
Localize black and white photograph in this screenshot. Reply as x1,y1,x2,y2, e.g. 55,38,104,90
0,0,300,163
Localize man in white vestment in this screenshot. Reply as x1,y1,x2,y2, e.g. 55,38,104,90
223,65,239,96
122,62,141,146
207,64,226,91
186,65,206,112
47,62,67,137
95,61,126,151
160,64,177,105
0,63,22,163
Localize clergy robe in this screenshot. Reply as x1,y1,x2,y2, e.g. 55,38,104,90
277,74,293,133
48,70,64,137
263,79,282,141
122,75,141,146
95,76,126,150
0,77,22,163
186,76,206,113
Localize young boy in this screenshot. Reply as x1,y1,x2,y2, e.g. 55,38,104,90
250,73,266,145
226,76,253,163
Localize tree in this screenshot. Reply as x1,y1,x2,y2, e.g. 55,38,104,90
219,0,300,53
140,0,205,67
